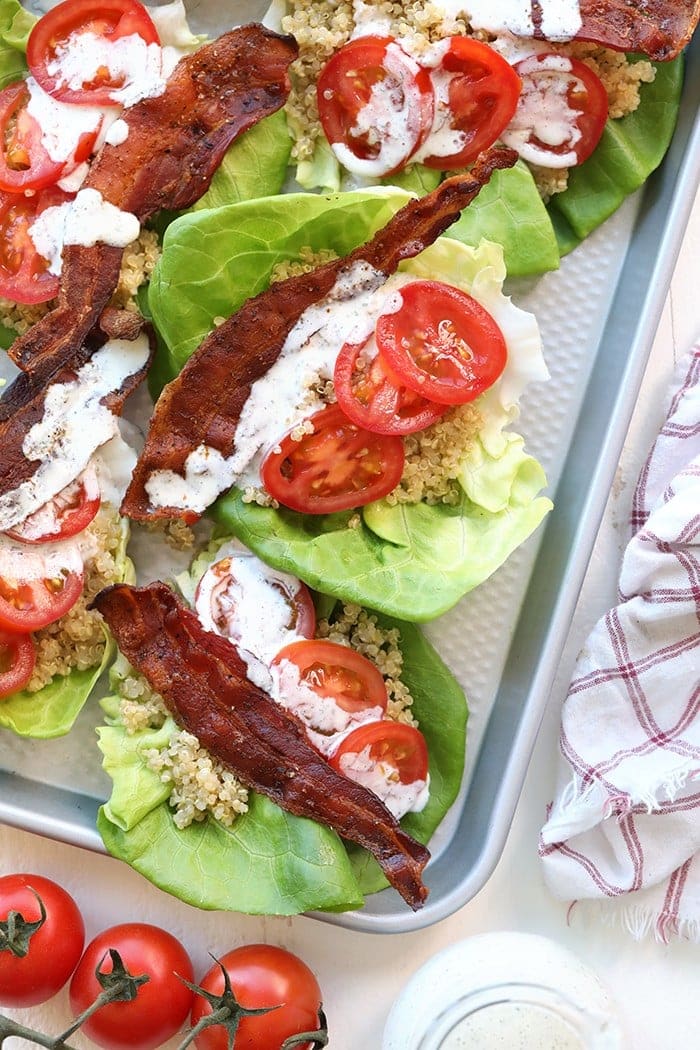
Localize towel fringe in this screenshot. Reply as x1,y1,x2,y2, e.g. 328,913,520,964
574,899,700,945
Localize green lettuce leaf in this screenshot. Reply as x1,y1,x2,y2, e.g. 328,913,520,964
0,518,133,739
547,57,684,252
0,0,34,87
148,194,551,620
192,110,292,212
95,582,468,913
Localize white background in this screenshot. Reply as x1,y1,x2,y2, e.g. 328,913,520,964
1,190,699,1049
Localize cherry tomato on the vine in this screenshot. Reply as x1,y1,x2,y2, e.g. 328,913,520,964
0,873,85,1007
69,923,195,1050
191,944,324,1050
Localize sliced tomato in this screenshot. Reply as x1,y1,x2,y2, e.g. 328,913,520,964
501,52,608,168
27,0,160,107
375,280,507,406
261,404,405,515
0,81,65,192
0,569,84,633
0,629,36,698
330,720,429,786
5,470,101,545
272,639,388,716
194,550,316,644
0,186,71,304
334,336,448,435
419,36,521,170
317,35,434,177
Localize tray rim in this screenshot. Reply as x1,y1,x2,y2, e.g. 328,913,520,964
1,37,699,933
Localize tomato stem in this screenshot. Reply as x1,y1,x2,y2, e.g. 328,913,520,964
0,1015,81,1049
175,959,285,1050
56,949,150,1044
0,890,46,958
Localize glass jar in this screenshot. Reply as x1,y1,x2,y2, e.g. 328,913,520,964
383,932,624,1049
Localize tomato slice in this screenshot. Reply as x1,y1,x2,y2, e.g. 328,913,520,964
5,469,101,544
329,722,432,789
317,35,434,177
0,186,71,304
501,52,608,168
0,569,84,633
272,639,388,716
27,0,161,107
375,280,507,406
334,336,448,435
0,628,36,698
419,36,522,170
194,549,316,647
0,81,66,192
261,403,405,515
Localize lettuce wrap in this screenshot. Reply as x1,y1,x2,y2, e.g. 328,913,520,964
147,189,552,622
277,0,684,276
95,543,469,914
0,513,134,739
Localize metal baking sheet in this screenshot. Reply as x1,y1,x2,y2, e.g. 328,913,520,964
1,6,699,933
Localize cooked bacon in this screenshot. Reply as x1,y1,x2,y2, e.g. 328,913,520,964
563,0,700,60
122,147,518,522
0,330,152,524
93,582,431,910
8,25,297,374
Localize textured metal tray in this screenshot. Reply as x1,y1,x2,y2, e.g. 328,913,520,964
1,10,699,934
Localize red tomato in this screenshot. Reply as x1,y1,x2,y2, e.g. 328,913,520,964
334,336,447,435
191,945,324,1050
272,639,388,716
329,720,429,785
69,923,194,1050
0,186,71,304
420,36,521,170
261,403,405,515
27,0,161,107
0,873,84,1007
194,549,316,642
5,470,101,544
0,81,65,192
317,35,434,177
0,628,36,698
0,567,84,633
501,52,608,167
375,280,507,405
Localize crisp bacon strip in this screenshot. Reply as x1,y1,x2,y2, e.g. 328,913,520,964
122,147,518,521
93,582,431,910
564,0,700,60
0,327,152,524
9,25,297,374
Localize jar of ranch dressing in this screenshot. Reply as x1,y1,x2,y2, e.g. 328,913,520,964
382,932,624,1049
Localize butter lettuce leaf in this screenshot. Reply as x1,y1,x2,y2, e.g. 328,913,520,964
0,0,34,88
0,517,133,739
148,194,551,621
95,594,468,913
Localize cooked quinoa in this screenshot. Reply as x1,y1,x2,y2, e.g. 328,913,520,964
281,0,655,198
0,227,160,338
27,507,126,691
115,598,417,828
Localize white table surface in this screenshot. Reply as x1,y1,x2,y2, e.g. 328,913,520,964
1,184,699,1049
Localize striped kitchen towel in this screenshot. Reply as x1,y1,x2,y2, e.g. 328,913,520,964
540,345,700,942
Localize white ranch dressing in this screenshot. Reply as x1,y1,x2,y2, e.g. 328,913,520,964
144,262,409,513
194,541,308,690
412,40,465,164
46,30,167,107
104,118,130,146
335,745,429,819
0,334,150,532
435,1,582,41
29,188,140,277
25,76,104,166
0,530,87,583
500,53,580,167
